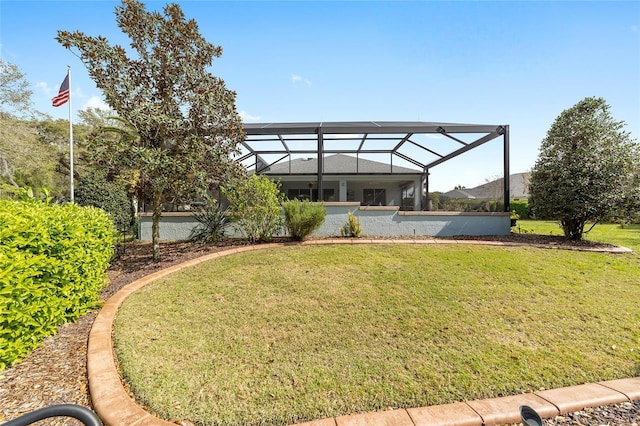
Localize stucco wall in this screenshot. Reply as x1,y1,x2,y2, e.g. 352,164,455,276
138,212,200,241
138,204,510,241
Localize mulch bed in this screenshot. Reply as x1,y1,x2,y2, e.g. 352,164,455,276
0,236,637,425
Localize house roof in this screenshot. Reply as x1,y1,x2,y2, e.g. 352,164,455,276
443,189,479,199
262,153,422,176
443,173,531,200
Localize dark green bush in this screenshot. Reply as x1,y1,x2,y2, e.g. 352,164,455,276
75,171,133,231
283,199,326,241
510,200,530,220
0,200,114,369
189,196,230,244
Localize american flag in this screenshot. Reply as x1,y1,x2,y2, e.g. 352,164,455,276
52,74,70,107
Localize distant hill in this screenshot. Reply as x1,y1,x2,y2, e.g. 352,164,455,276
443,173,530,200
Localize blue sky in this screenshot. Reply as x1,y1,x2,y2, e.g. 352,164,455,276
1,0,638,191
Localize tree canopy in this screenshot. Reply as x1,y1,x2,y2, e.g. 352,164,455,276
1,61,66,198
528,97,639,240
0,58,34,119
57,0,246,259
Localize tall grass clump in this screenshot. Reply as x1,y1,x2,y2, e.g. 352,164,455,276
283,199,326,241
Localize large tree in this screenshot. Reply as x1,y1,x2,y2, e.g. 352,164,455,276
0,58,34,118
57,0,245,259
528,97,639,240
0,116,62,197
0,60,63,197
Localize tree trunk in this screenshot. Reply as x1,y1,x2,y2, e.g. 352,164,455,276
561,219,585,241
152,188,163,261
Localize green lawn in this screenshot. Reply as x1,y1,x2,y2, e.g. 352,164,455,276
516,220,640,253
114,224,640,425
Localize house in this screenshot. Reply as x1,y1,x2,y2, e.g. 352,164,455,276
443,173,531,201
261,153,425,210
140,121,515,239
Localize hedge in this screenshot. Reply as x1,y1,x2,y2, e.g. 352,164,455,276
75,171,133,231
510,200,530,220
0,200,115,369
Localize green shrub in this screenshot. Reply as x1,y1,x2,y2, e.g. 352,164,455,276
75,171,133,231
189,196,230,244
340,211,363,237
283,199,326,241
0,200,114,369
222,175,285,242
510,200,529,220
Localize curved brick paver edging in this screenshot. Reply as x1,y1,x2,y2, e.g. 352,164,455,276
88,240,637,426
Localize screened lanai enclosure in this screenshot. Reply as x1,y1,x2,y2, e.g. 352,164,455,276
240,121,511,211
139,121,513,240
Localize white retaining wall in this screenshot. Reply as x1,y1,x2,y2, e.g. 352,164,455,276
138,202,510,241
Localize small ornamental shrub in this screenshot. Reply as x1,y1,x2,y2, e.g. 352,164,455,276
283,199,326,241
0,200,114,369
222,175,285,242
189,196,230,244
340,211,363,237
510,200,529,220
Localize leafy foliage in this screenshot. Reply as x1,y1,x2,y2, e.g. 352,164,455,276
341,211,363,237
189,196,230,244
0,58,34,118
282,199,326,241
75,170,133,231
57,0,245,259
0,116,62,198
0,200,114,369
510,200,529,220
529,97,640,240
222,174,284,242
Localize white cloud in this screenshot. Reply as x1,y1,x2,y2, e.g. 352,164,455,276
291,74,311,86
36,81,53,96
82,96,110,111
239,110,261,122
73,87,88,98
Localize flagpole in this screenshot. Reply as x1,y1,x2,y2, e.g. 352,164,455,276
68,66,74,204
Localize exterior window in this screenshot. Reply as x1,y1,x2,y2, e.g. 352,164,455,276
288,188,334,201
288,188,312,200
401,184,414,211
321,188,335,201
363,188,385,206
